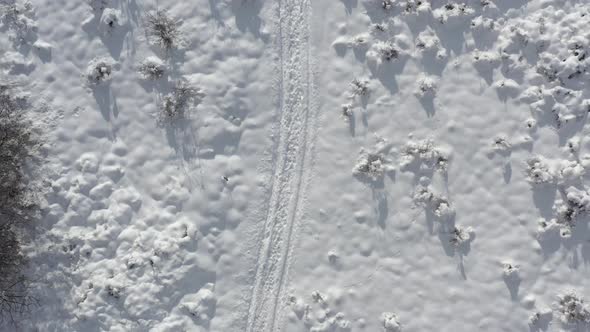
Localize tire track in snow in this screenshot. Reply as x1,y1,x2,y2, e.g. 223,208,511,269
246,0,315,331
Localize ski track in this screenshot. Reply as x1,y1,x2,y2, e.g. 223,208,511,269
246,0,315,331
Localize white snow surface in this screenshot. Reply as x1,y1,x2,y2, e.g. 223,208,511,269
3,0,590,331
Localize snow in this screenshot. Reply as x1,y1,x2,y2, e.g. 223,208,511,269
2,0,590,331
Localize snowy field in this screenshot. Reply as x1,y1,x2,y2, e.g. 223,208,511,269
2,0,590,331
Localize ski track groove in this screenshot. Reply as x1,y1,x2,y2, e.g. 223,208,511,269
246,0,315,331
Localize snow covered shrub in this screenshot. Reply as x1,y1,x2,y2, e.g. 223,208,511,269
493,79,520,99
528,308,553,329
537,218,569,240
402,0,431,15
349,33,371,50
0,1,38,46
413,185,455,220
491,135,511,154
138,56,167,80
556,291,590,325
537,187,590,239
524,118,537,131
182,283,217,323
341,103,353,119
415,29,447,59
433,3,475,25
525,156,554,185
106,284,121,299
414,75,438,98
159,80,205,123
558,160,585,183
350,78,370,97
472,49,501,70
381,312,402,332
400,138,449,173
0,83,39,319
380,0,394,11
373,41,400,62
370,23,387,34
501,261,520,281
470,15,496,32
145,9,182,52
353,152,390,181
566,137,580,155
553,187,590,232
99,8,121,33
353,137,395,182
450,225,474,247
85,57,115,86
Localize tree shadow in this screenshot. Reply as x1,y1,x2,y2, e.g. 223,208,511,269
101,23,133,60
367,57,409,95
33,44,51,63
531,185,557,220
373,189,389,229
229,0,269,42
347,112,356,136
418,96,436,117
81,10,132,60
91,85,118,123
503,273,521,301
338,0,358,14
529,311,553,332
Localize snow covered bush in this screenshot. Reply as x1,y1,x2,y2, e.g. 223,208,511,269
138,56,167,80
413,185,455,220
470,15,496,32
0,1,38,46
341,103,353,119
558,160,585,183
85,57,115,86
381,312,402,332
536,187,590,240
0,83,39,319
349,78,370,97
491,135,511,154
554,187,590,230
493,79,520,99
501,261,520,281
348,33,371,50
415,29,447,59
414,75,438,98
528,308,553,329
99,8,121,33
145,9,182,52
159,80,205,123
380,0,394,11
556,291,590,325
352,137,395,182
370,23,387,34
400,138,450,173
433,3,475,25
472,49,501,70
353,151,394,182
182,283,217,323
450,225,474,248
371,41,400,62
525,156,554,185
537,217,576,240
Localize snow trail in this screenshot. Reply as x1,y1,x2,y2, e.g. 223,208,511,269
245,0,316,331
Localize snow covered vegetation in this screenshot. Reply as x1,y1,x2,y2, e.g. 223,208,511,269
3,0,590,331
0,83,40,320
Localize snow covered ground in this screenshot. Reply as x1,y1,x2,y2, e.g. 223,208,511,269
3,0,590,331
